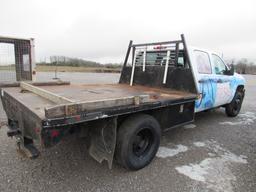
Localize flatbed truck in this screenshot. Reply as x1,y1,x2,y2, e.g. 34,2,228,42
0,34,244,170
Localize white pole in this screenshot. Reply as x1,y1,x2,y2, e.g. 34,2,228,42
143,48,146,72
130,50,136,86
163,50,170,84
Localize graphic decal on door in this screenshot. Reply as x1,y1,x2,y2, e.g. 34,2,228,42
195,74,245,112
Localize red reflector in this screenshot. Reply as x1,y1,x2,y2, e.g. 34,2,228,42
75,115,81,121
34,127,40,134
51,130,59,138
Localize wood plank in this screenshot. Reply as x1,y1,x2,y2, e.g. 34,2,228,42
45,94,150,118
31,81,70,86
20,82,74,104
0,81,70,88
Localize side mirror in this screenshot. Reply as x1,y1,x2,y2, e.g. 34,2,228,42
230,64,235,75
225,64,235,75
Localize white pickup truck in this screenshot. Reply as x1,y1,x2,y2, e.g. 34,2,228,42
188,47,245,116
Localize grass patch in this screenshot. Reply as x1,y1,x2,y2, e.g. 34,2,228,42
36,65,121,73
0,66,15,71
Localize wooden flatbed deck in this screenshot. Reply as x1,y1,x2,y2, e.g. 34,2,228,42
2,83,196,119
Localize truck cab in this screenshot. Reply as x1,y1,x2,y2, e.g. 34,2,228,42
188,47,245,116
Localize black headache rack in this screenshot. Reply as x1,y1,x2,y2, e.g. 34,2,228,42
120,34,197,94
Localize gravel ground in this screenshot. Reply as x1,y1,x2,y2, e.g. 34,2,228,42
0,73,255,192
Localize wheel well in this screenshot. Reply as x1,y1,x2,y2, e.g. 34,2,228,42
117,102,194,132
117,112,152,129
236,85,244,93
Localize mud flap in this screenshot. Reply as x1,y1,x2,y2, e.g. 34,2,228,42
17,140,40,159
89,117,117,169
13,110,40,159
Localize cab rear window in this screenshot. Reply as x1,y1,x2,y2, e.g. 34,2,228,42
135,51,185,66
135,51,169,65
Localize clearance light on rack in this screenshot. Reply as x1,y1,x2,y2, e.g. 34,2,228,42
153,45,167,50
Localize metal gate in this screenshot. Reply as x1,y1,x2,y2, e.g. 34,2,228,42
0,36,35,82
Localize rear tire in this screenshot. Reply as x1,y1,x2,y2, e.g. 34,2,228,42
115,114,161,170
225,91,244,117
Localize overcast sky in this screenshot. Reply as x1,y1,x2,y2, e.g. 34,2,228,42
1,0,255,63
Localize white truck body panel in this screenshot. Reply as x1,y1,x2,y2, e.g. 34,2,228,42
187,46,245,112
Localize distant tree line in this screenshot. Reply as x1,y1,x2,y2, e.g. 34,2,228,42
228,59,256,75
37,56,122,69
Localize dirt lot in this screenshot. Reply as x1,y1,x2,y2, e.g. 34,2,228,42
0,73,255,192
